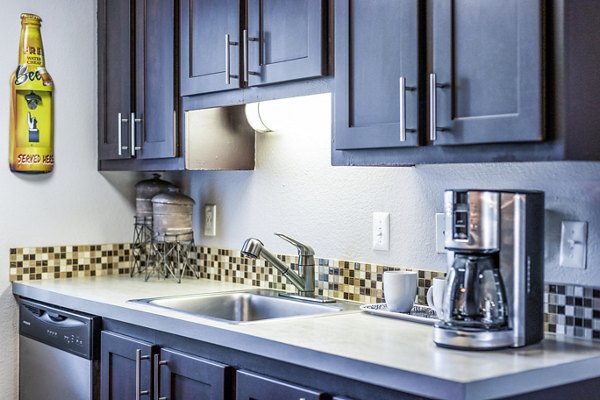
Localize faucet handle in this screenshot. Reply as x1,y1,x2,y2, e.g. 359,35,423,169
274,233,315,256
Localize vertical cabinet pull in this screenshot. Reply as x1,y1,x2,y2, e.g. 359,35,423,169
244,28,260,84
130,112,143,157
399,77,416,142
135,349,150,400
225,34,231,85
429,73,438,142
117,112,129,156
225,34,239,85
154,354,168,400
429,73,449,142
243,29,249,84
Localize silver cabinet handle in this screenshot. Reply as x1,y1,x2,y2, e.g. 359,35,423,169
244,29,260,84
429,73,449,142
117,112,129,156
399,77,416,142
225,34,239,85
225,34,231,85
130,112,143,157
429,73,438,142
243,29,249,84
153,354,168,400
135,349,150,400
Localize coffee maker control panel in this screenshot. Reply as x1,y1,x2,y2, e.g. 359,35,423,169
444,190,499,251
452,192,471,240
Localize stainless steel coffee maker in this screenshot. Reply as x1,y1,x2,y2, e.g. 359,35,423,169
433,190,544,350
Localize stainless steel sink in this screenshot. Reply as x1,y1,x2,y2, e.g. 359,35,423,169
129,289,360,323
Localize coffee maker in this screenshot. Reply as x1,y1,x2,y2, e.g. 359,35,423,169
433,190,544,350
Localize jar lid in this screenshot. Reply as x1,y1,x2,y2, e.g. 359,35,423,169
135,173,178,191
152,190,195,206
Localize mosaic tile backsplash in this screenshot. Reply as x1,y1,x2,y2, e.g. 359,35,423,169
9,244,132,281
9,243,600,342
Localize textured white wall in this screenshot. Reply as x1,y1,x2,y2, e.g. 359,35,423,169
0,1,137,397
182,93,600,287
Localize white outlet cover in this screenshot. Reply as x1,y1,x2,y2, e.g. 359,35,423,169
204,204,217,236
559,221,587,269
372,212,390,251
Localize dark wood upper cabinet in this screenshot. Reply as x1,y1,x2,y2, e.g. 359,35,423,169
432,0,543,146
134,0,178,159
334,0,421,150
334,0,542,153
246,0,327,87
98,0,178,164
180,0,327,97
333,0,600,165
98,0,131,161
180,0,241,96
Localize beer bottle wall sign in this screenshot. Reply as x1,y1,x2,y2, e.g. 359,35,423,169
9,13,54,173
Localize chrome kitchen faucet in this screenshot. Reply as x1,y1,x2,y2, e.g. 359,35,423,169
241,233,335,303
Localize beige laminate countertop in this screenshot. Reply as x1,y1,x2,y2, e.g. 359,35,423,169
12,275,600,400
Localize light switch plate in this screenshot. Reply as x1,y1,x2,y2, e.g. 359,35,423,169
435,213,447,254
559,221,587,269
204,204,217,236
372,212,390,251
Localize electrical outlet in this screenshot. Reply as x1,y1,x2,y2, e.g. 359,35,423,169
435,213,447,254
372,212,390,251
559,221,587,269
204,204,217,236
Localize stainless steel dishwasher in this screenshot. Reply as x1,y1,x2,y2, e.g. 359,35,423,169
19,298,101,400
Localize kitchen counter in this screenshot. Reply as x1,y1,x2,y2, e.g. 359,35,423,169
12,275,600,400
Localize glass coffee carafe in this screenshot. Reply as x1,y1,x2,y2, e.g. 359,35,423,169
441,253,508,330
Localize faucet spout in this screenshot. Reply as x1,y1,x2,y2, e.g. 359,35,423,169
241,235,315,296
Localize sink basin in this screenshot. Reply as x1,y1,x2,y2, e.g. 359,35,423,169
130,289,360,323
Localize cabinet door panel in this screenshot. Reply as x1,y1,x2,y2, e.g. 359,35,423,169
247,0,326,86
100,331,157,400
181,0,241,95
159,348,231,400
136,0,177,159
98,0,132,160
236,370,326,400
334,0,421,150
432,0,543,145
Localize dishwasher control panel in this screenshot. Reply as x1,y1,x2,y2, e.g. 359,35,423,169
19,298,100,360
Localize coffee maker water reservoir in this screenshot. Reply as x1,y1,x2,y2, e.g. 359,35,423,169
433,190,545,350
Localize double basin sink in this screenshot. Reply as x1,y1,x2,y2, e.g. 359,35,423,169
130,289,361,323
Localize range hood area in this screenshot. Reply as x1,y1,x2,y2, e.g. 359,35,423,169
184,106,255,171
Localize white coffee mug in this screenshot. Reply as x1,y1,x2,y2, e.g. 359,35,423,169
426,277,446,318
383,271,417,312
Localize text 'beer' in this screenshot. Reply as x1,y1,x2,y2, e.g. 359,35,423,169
9,13,54,173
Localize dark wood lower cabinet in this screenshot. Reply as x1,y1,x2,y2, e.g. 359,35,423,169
101,331,231,400
158,347,231,400
236,370,326,400
101,331,157,400
99,321,599,400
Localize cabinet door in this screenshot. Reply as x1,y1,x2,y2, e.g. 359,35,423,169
236,370,326,400
246,0,326,86
98,0,132,160
432,0,543,145
334,0,421,150
135,0,177,159
158,348,232,400
100,331,157,400
181,0,241,95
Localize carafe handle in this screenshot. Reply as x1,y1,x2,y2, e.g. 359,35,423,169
463,259,479,317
